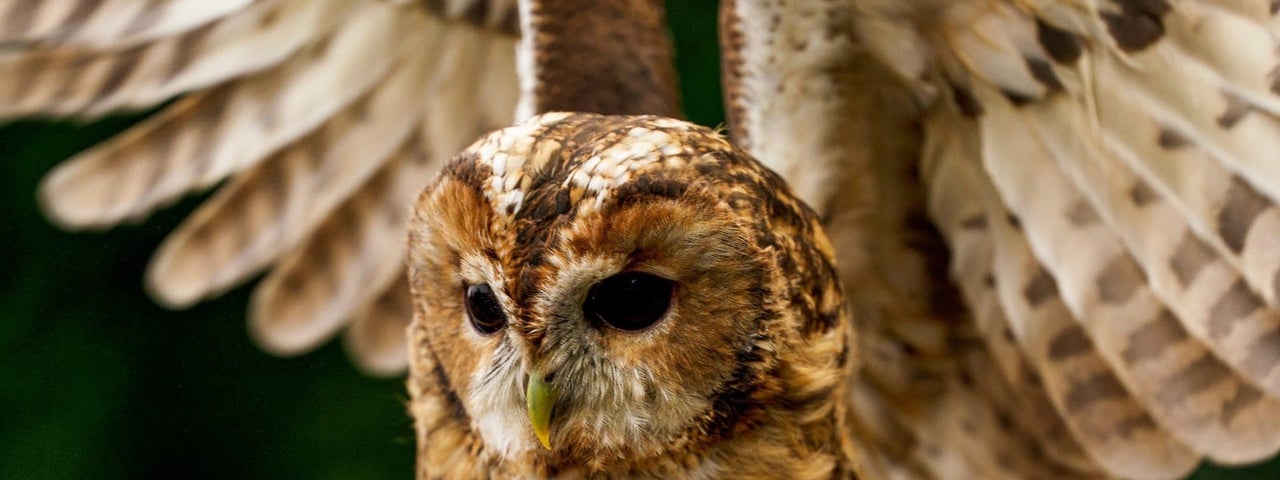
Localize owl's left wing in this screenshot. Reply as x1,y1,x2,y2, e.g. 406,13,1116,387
6,0,520,374
723,0,1280,478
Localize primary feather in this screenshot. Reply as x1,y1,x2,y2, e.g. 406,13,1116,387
0,0,257,48
17,0,519,373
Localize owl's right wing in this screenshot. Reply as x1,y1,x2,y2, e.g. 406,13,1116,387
6,0,520,374
723,1,1280,478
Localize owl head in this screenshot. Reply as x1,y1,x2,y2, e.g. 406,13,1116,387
406,113,852,477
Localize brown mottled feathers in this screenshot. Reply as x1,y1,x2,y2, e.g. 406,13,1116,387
408,113,851,478
16,0,519,373
724,0,1280,478
18,0,1280,478
519,0,679,117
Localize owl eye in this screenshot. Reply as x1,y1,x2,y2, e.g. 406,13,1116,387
465,284,507,335
584,272,675,332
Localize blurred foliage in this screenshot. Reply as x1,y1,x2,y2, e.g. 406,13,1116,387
0,1,1275,479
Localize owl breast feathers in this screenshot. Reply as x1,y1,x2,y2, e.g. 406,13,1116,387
406,113,853,478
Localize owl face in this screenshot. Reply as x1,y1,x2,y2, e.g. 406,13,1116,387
407,113,850,475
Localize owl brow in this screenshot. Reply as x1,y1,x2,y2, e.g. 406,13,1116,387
604,171,691,208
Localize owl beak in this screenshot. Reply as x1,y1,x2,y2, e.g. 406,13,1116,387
526,372,557,449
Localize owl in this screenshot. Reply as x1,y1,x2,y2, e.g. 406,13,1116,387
405,112,852,477
11,0,1280,479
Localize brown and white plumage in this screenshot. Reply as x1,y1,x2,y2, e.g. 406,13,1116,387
723,0,1280,478
16,0,1280,478
9,0,519,372
407,112,853,478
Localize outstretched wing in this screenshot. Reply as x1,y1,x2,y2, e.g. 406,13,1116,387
723,0,1280,478
6,0,520,375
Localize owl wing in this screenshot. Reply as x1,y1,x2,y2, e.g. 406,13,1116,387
722,0,1280,478
8,0,520,375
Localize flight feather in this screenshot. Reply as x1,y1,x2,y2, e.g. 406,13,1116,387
721,0,1280,477
17,0,520,374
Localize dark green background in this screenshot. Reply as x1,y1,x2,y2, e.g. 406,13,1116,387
0,2,1273,478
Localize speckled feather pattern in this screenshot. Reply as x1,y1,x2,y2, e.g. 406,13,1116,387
408,113,852,478
723,0,1280,478
15,0,1280,478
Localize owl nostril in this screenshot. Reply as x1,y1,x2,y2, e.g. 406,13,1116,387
522,370,555,385
519,370,556,395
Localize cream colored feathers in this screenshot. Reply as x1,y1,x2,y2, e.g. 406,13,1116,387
723,0,1280,477
7,0,519,373
14,0,1280,478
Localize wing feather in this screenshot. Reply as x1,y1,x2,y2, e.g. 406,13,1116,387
972,78,1280,463
249,138,430,358
1006,82,1280,398
39,0,413,228
906,0,1280,471
725,0,1280,476
924,113,1197,479
344,273,413,376
0,0,256,48
16,0,520,372
244,10,516,363
0,0,354,119
145,29,436,307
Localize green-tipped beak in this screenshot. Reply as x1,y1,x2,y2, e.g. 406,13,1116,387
526,373,556,449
